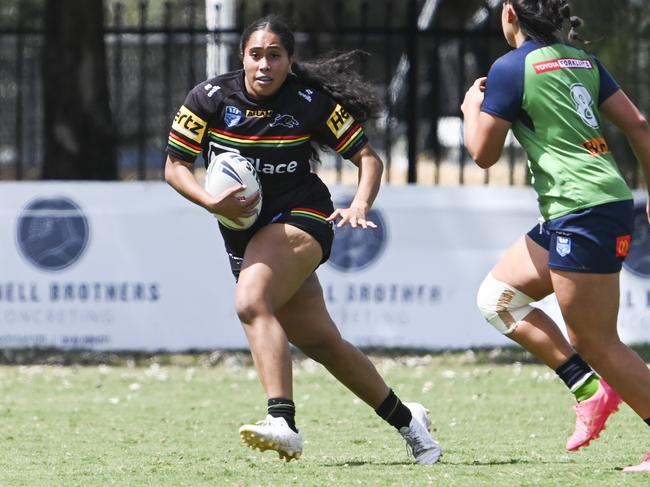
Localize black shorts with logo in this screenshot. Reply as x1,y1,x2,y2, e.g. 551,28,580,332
219,173,335,279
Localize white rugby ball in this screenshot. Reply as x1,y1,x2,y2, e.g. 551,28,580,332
204,152,262,230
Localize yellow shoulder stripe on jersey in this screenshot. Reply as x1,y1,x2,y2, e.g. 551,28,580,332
172,105,207,143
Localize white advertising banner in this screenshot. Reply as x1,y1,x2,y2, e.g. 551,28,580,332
0,182,241,350
325,187,649,348
1,182,648,350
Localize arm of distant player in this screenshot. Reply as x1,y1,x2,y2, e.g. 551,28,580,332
327,143,384,229
164,155,260,225
461,77,512,169
601,89,650,223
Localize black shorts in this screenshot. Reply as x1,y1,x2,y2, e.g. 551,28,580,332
219,174,335,279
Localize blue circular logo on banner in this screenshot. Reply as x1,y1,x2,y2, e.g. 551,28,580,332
16,197,90,271
623,201,650,278
327,196,387,273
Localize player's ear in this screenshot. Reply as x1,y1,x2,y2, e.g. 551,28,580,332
506,5,516,23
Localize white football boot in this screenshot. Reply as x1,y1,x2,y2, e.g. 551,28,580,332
239,415,303,462
400,402,442,465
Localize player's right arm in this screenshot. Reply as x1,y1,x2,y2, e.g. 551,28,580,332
164,85,257,222
461,77,511,168
463,51,523,169
600,90,650,222
164,155,256,223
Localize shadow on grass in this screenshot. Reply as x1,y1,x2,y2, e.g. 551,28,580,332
322,460,423,467
322,458,557,467
450,458,570,466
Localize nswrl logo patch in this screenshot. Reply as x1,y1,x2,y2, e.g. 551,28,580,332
224,106,243,127
556,235,572,257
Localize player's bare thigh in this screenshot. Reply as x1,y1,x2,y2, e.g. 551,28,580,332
236,223,323,314
490,235,553,301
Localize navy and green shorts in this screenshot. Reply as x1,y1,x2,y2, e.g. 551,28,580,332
219,174,335,279
527,199,634,273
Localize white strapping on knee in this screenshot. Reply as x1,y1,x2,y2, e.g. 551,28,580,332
476,273,536,335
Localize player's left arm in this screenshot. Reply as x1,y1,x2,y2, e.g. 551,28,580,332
601,89,650,222
313,95,383,228
461,77,512,168
327,143,384,229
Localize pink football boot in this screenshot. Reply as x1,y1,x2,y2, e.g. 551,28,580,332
566,379,622,451
623,453,650,472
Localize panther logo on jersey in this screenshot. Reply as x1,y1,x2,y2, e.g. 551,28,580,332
270,114,300,128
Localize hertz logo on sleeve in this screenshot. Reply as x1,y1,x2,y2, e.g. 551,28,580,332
172,105,207,142
327,104,354,139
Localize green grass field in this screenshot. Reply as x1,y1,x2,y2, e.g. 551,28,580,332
0,352,648,486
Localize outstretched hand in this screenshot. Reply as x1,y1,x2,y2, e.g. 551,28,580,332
327,205,377,229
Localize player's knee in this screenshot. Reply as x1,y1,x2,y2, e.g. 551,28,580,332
234,294,268,325
234,300,255,325
476,273,535,335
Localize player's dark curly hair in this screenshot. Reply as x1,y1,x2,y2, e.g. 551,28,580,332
239,15,383,122
506,0,586,44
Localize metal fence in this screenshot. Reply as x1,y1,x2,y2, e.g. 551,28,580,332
0,0,645,186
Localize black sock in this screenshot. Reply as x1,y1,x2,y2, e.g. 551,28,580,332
555,354,595,390
267,397,298,433
375,389,412,430
644,418,650,428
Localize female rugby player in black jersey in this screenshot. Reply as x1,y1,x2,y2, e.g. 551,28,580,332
164,15,440,464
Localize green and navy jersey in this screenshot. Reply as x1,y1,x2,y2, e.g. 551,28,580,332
482,40,632,220
165,70,367,198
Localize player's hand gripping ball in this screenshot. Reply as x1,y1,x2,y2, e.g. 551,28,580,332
204,152,262,230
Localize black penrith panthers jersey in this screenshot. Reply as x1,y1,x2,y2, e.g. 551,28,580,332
165,70,368,198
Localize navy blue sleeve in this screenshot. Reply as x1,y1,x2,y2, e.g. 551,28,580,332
594,57,620,105
481,52,526,123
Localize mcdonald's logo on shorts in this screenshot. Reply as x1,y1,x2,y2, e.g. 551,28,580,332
616,235,631,257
